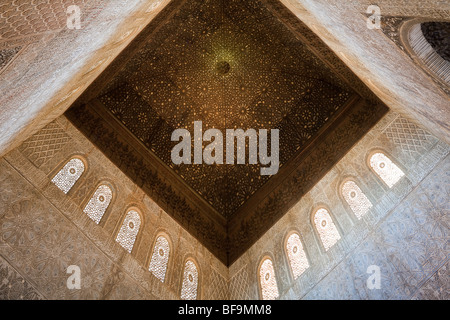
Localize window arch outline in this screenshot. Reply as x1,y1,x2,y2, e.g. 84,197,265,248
114,205,144,254
366,149,406,189
82,180,116,226
147,230,173,283
179,256,201,300
399,18,450,91
339,177,374,221
50,155,87,195
310,204,342,253
257,254,280,301
283,230,310,282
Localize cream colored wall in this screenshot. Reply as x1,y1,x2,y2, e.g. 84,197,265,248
278,0,450,144
0,111,448,300
229,110,449,300
1,0,449,300
0,0,171,158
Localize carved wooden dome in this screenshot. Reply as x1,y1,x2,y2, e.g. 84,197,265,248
67,0,388,265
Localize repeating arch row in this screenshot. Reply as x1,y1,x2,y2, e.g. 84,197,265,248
50,151,405,300
49,156,201,300
258,151,406,299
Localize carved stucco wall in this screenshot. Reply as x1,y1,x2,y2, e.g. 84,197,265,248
0,0,449,167
0,115,229,300
0,109,448,300
228,110,449,300
0,0,449,299
0,0,172,158
278,0,450,144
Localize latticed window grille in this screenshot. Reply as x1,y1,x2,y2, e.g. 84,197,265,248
314,208,341,251
83,184,113,224
342,180,373,219
149,235,170,282
286,233,309,280
180,260,199,300
115,210,141,253
259,258,279,300
369,152,405,188
51,158,85,194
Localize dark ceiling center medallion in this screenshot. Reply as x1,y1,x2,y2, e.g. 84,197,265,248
216,61,231,74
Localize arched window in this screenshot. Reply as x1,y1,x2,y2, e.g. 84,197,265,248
341,180,373,219
83,184,113,224
259,258,279,300
313,208,341,251
369,152,405,188
51,157,85,194
285,233,309,280
149,235,170,282
115,210,141,253
408,22,450,85
180,259,199,300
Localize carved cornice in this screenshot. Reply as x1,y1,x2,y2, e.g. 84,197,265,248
227,97,388,264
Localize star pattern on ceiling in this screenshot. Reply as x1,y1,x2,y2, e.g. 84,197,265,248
67,0,389,265
97,0,352,217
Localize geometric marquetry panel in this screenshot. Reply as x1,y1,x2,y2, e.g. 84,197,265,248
67,0,388,265
96,0,353,218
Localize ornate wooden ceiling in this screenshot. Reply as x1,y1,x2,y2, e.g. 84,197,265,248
66,0,388,265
